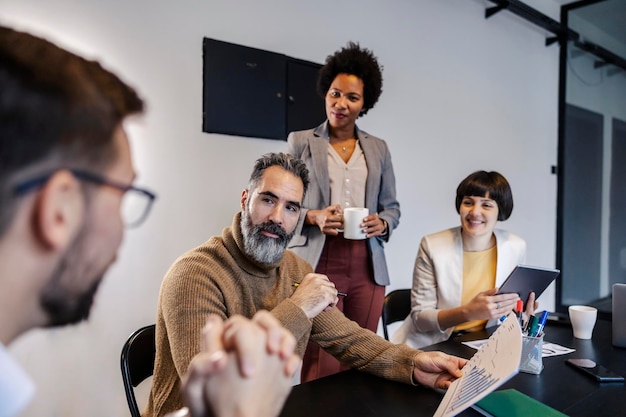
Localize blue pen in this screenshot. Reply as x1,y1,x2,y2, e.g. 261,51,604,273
533,310,549,337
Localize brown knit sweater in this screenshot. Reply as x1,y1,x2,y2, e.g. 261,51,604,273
143,213,420,417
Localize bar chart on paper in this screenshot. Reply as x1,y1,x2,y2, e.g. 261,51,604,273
433,313,523,417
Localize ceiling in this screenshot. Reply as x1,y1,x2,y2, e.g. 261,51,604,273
560,0,626,51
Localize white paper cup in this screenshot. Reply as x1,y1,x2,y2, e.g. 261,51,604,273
568,305,597,339
342,208,368,240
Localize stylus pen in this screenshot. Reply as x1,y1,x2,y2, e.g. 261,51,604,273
292,282,347,297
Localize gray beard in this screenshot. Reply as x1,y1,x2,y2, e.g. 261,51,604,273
240,209,294,265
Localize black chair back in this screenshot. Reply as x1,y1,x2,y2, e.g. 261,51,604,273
381,289,411,340
120,324,156,417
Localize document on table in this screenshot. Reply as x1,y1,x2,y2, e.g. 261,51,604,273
462,339,575,357
433,313,522,417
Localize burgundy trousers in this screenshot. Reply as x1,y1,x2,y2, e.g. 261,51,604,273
300,234,386,382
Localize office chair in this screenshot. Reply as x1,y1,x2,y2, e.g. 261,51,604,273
381,289,411,340
120,324,156,417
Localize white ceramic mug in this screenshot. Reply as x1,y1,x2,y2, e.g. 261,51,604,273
568,305,597,339
342,208,368,240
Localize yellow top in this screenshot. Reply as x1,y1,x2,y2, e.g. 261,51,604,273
454,245,497,333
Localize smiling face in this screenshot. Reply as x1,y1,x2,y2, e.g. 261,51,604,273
40,125,135,326
240,165,303,264
325,73,365,132
459,194,500,242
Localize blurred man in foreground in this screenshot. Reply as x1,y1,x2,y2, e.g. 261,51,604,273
0,25,297,417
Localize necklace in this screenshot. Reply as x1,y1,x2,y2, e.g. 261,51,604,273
331,138,355,155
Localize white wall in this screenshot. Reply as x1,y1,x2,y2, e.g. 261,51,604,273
2,1,561,415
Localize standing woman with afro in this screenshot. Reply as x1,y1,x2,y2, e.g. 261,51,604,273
286,42,400,382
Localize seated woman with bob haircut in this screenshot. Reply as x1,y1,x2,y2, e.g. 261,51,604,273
392,171,536,349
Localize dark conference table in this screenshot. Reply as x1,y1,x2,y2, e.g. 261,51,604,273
279,319,626,417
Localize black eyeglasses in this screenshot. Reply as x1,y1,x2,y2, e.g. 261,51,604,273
13,169,157,228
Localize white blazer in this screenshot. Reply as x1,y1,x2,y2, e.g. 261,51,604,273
391,227,526,348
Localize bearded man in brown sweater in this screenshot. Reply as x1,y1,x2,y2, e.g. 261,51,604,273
145,152,467,417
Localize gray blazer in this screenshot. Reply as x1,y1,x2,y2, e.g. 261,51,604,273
285,121,400,286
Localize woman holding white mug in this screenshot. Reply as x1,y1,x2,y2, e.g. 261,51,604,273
286,42,400,382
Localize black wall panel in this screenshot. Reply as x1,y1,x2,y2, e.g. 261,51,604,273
202,38,325,140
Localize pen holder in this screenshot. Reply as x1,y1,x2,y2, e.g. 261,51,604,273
520,333,544,374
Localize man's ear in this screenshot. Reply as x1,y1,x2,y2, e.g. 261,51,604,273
240,189,249,211
34,170,85,250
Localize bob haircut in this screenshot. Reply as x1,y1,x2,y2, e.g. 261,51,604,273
455,171,513,221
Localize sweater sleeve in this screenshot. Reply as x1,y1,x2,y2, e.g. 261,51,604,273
310,307,420,384
270,298,313,356
159,252,227,379
269,251,316,355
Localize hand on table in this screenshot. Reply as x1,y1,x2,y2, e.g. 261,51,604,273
412,351,467,390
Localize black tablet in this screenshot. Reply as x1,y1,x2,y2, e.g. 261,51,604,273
498,265,560,305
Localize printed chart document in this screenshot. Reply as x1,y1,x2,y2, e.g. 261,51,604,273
433,313,522,417
462,339,574,357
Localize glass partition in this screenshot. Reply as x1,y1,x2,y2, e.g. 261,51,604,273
557,0,626,319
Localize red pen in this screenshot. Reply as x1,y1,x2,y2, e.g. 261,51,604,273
516,299,524,327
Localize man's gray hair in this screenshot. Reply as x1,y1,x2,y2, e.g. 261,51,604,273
248,152,310,196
